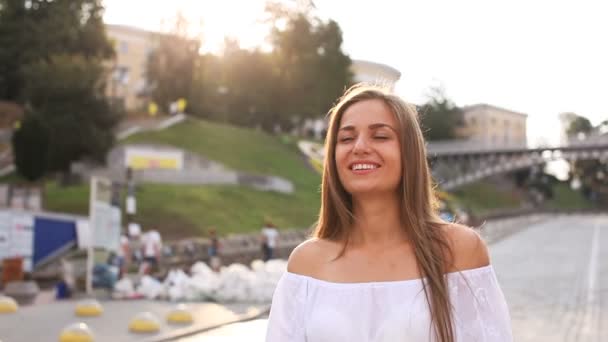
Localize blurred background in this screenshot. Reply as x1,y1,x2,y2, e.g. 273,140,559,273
0,0,606,341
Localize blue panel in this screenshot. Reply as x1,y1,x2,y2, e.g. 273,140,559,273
33,217,77,267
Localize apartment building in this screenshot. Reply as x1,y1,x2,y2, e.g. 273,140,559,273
456,104,528,147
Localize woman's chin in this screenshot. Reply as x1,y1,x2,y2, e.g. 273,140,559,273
347,186,397,198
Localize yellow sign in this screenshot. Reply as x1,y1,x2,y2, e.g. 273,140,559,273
125,148,183,170
127,156,179,170
148,102,158,117
177,98,187,113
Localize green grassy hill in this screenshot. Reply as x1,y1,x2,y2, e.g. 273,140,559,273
544,182,594,210
45,118,321,238
449,180,524,216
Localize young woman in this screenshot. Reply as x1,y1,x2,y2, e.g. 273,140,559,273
266,85,512,341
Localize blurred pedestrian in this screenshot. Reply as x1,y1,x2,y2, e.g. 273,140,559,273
261,221,279,261
141,229,162,275
116,233,130,278
207,228,221,272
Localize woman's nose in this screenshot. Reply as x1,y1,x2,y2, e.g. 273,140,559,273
353,136,371,155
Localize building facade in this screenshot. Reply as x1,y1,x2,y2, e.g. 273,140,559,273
105,24,158,111
456,104,528,147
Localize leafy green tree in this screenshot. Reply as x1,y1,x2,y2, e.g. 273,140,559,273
146,12,200,112
22,54,120,173
11,113,49,181
2,0,117,176
419,86,464,141
314,20,352,114
0,0,113,102
566,114,593,136
266,2,352,123
562,114,608,204
189,4,351,133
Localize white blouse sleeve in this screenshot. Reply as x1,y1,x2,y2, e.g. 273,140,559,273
450,266,513,341
266,272,308,342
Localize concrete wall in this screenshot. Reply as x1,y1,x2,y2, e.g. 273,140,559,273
76,144,295,194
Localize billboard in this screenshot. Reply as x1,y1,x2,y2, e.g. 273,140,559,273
125,147,183,170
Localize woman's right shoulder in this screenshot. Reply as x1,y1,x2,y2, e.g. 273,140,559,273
287,238,340,277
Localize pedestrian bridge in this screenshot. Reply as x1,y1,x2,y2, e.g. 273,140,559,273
428,139,608,190
298,139,608,190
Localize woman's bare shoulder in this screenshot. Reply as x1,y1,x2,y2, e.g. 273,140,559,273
287,238,341,277
442,223,490,272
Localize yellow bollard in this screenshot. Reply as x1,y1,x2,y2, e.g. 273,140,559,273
166,304,194,325
129,312,161,333
75,299,103,317
0,296,18,314
58,322,94,342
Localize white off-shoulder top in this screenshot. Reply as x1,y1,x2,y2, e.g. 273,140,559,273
266,265,512,341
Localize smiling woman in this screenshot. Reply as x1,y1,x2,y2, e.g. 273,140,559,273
266,84,513,342
103,0,269,53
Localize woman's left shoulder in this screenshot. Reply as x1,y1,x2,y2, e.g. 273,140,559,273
442,223,490,272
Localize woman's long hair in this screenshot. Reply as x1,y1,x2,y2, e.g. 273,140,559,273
313,84,455,342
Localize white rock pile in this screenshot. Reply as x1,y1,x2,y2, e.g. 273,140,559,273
113,259,287,303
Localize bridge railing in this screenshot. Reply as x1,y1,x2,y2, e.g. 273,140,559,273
427,139,528,155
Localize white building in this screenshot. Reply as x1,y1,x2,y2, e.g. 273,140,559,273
350,59,401,90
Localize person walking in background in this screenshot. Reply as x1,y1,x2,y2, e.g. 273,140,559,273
128,221,143,267
141,229,162,275
261,221,279,261
117,233,130,278
207,228,221,272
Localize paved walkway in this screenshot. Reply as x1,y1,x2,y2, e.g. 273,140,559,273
0,299,268,342
187,214,607,341
491,214,607,341
3,214,605,341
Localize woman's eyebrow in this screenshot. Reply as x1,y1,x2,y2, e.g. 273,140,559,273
368,123,397,132
339,123,396,131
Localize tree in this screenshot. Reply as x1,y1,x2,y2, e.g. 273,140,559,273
221,44,279,128
0,0,113,102
266,2,353,124
191,40,284,130
146,12,200,112
12,113,49,181
314,20,353,115
22,54,120,173
3,0,118,176
188,4,352,133
418,86,464,141
0,0,29,101
565,114,593,136
597,119,608,135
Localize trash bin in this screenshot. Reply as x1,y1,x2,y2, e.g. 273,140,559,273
1,258,24,288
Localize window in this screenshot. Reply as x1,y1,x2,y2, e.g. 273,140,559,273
113,66,130,85
119,41,129,54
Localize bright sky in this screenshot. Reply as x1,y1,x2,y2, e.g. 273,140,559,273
103,0,608,147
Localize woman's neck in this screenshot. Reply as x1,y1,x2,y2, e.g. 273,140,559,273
349,192,408,247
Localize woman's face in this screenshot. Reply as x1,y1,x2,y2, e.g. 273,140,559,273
335,99,402,196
